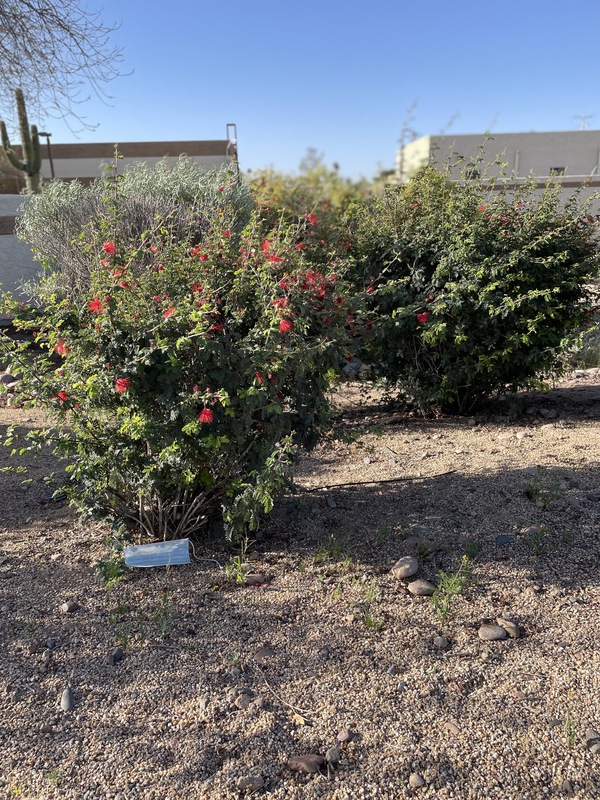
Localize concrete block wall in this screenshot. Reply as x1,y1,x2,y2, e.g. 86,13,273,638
0,195,40,320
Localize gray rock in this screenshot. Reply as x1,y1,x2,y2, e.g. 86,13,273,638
497,617,521,638
253,646,276,665
391,556,419,580
0,373,16,384
287,754,325,774
61,601,80,614
560,779,574,795
245,573,266,586
409,772,425,789
409,525,431,537
478,623,508,641
585,727,600,748
433,636,449,650
539,408,558,419
407,579,435,597
237,776,264,791
60,686,74,711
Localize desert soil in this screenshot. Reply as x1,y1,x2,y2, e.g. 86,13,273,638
0,370,599,800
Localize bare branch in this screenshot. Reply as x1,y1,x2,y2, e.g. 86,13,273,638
0,0,125,130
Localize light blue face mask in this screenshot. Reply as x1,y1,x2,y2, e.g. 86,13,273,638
124,538,191,568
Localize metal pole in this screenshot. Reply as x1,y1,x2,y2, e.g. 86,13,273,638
38,132,54,178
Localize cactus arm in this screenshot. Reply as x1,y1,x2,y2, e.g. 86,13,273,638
0,120,27,172
30,125,41,176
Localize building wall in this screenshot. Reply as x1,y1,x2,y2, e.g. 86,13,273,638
6,139,237,185
0,195,39,318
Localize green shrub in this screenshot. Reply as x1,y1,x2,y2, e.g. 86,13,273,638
348,167,600,413
1,184,351,542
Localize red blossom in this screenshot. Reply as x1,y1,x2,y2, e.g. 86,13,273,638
88,297,106,314
306,213,317,226
198,407,214,424
192,283,203,293
217,186,224,192
223,230,231,237
115,377,132,394
295,242,305,251
118,281,131,289
279,319,293,334
54,339,69,356
416,312,431,324
262,239,271,252
163,307,175,319
255,371,264,384
102,240,116,255
267,254,282,263
55,391,68,403
272,298,289,308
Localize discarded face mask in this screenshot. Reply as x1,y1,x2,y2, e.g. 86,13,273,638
123,538,191,568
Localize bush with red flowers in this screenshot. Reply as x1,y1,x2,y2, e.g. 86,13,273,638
1,190,352,542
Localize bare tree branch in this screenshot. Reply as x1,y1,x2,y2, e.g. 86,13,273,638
0,0,125,130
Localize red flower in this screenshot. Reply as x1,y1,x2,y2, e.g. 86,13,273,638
295,242,305,251
272,298,289,308
279,319,293,334
118,281,130,289
198,408,214,424
88,297,106,314
223,230,231,237
416,312,431,324
115,377,132,394
255,371,264,384
267,254,282,263
164,307,175,319
262,239,271,252
192,283,203,293
217,186,224,192
306,213,317,226
102,240,116,255
55,391,68,404
54,339,69,356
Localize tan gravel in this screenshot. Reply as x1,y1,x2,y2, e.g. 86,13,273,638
0,370,599,799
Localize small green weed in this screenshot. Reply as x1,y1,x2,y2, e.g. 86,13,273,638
47,768,61,787
431,555,472,624
526,524,551,556
225,536,252,583
564,709,577,747
525,469,561,508
314,532,343,563
96,553,128,588
375,523,389,548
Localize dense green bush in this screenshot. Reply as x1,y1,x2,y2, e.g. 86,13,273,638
348,167,600,413
1,179,352,541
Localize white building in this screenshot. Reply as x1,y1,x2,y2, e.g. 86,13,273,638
396,130,600,206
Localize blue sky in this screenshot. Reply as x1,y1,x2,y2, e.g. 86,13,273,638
31,0,600,179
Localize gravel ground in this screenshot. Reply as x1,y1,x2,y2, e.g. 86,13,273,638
0,370,599,799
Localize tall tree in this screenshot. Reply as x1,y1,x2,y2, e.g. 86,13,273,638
0,0,124,129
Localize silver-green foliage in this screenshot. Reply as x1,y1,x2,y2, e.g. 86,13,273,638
17,157,253,300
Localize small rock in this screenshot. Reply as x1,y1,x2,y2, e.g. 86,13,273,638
516,431,530,440
237,776,264,791
539,408,558,419
287,754,325,774
107,646,124,665
245,573,266,586
443,721,460,736
0,373,16,384
407,579,435,597
478,623,508,641
409,772,426,789
234,693,251,710
40,723,53,734
391,556,419,580
409,525,431,537
61,600,80,614
337,728,357,743
585,727,600,746
496,617,521,638
326,496,337,509
60,686,74,711
253,646,276,665
560,779,574,795
433,636,449,650
42,649,53,665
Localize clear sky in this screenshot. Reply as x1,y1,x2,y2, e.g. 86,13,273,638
28,0,600,180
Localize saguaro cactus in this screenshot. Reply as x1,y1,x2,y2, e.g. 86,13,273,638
0,88,42,194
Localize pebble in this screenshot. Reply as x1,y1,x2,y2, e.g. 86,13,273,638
409,772,425,788
391,556,419,580
107,647,124,665
443,721,460,736
234,694,251,710
61,600,80,613
496,617,520,638
287,754,325,774
253,646,276,665
539,408,558,419
478,623,508,641
60,686,74,711
245,573,266,586
433,636,449,650
560,779,574,795
407,579,435,597
237,776,264,791
409,525,431,536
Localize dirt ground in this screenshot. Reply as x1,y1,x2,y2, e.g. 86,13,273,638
0,371,599,799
